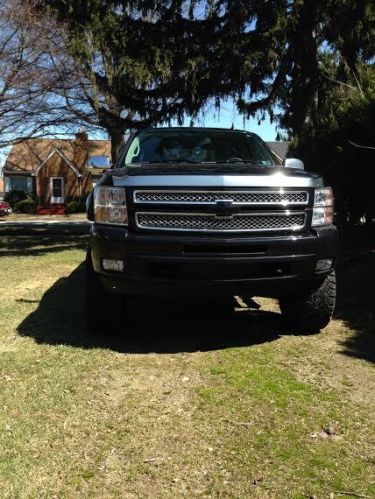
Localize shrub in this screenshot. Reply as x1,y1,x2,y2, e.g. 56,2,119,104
65,197,87,213
15,198,36,214
4,190,28,209
78,197,88,212
66,200,80,213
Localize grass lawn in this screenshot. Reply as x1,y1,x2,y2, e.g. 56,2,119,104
0,236,374,498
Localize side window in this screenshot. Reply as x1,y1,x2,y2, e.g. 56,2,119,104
251,136,277,165
124,137,140,164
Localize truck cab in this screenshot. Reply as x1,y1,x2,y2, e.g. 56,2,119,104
86,128,338,334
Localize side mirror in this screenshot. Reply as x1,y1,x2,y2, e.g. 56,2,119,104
87,155,111,169
283,158,304,170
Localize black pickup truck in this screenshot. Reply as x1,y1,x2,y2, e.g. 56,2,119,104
86,127,338,334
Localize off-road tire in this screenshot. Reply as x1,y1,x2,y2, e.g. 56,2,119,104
85,249,125,335
279,271,336,334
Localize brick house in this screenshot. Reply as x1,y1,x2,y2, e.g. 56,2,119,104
2,132,110,211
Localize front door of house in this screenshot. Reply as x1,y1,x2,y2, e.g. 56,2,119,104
50,177,64,204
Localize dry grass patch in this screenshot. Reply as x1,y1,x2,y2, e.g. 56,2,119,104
0,236,374,498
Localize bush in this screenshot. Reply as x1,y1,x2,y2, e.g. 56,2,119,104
4,190,28,209
65,197,87,213
78,198,88,212
66,200,80,213
14,198,36,214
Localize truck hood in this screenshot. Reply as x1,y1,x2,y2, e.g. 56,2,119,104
110,163,324,188
112,163,316,176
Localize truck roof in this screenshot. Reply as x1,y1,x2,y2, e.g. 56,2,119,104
139,127,254,134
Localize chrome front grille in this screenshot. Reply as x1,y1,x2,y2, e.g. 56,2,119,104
133,190,309,206
135,212,306,233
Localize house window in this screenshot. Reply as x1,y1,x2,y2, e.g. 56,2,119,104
7,176,33,193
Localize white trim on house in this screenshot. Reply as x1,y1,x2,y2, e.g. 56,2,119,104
50,176,65,204
32,149,83,177
4,176,11,192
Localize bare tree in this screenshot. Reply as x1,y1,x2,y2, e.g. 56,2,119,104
0,1,248,160
4,1,246,160
0,0,107,150
0,0,156,160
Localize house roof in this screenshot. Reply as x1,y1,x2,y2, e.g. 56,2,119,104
3,138,111,174
266,142,290,161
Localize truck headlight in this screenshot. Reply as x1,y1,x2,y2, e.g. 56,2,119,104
312,187,334,226
94,186,128,225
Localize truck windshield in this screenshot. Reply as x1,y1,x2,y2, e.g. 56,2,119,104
124,129,277,167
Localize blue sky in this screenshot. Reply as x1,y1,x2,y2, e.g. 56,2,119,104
176,101,278,141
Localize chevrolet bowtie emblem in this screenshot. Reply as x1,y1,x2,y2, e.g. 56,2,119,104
214,200,238,218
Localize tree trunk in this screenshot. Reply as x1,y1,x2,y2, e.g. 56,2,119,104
109,127,125,165
289,0,319,143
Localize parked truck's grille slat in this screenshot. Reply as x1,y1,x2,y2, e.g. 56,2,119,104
135,212,306,233
134,190,309,205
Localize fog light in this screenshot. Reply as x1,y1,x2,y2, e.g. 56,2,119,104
102,259,124,272
316,259,333,272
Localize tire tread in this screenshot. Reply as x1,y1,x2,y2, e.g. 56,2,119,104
279,271,336,334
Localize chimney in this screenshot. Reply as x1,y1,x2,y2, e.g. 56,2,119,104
74,129,89,172
75,129,88,143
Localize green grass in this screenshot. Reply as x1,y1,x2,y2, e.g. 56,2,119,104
0,237,374,497
197,356,374,497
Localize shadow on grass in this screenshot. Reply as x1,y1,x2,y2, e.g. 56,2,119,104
335,251,375,363
0,235,88,257
16,252,375,357
17,263,286,354
0,223,89,237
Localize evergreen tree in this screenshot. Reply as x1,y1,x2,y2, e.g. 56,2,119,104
238,0,374,146
294,61,375,223
33,0,374,163
34,0,251,158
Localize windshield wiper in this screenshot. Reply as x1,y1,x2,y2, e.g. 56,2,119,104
143,159,200,164
224,157,256,164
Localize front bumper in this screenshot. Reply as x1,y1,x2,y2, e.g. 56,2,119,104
89,224,338,297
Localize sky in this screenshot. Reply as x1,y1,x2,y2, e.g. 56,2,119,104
176,103,278,142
